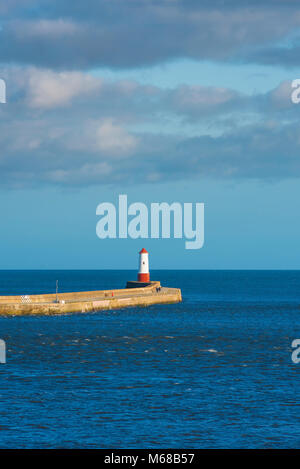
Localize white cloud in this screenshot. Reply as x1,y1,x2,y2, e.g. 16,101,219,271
95,119,138,156
27,69,102,108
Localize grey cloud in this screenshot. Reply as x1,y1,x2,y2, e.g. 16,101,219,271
172,123,300,180
1,1,300,69
1,119,300,188
243,40,300,68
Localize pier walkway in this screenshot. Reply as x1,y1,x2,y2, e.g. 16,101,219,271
0,282,182,315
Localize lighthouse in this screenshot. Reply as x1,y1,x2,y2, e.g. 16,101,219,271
138,248,150,282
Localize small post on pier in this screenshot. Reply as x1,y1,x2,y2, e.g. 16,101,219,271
56,280,58,303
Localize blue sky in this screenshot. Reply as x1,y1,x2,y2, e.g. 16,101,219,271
0,0,300,269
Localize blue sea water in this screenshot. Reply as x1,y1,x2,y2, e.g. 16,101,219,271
0,270,299,449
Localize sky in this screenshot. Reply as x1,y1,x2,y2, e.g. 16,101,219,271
0,0,300,269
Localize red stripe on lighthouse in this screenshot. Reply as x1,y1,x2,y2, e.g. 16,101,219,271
138,272,150,282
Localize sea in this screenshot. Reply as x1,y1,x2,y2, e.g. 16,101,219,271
0,270,299,449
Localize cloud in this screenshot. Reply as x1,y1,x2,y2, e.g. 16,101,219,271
95,119,138,156
0,68,300,188
1,1,300,69
167,85,240,119
243,40,300,68
2,2,300,191
268,81,295,109
26,68,102,108
171,122,300,180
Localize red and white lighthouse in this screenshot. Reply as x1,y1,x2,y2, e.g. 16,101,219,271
138,248,150,282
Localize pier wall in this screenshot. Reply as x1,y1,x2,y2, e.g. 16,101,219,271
0,282,182,316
